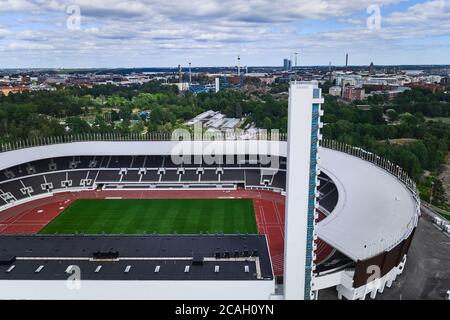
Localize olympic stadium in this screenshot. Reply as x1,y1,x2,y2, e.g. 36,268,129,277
0,82,421,300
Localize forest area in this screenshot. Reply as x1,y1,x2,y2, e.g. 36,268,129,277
0,81,449,212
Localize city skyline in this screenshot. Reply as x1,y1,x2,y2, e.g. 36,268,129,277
0,0,449,68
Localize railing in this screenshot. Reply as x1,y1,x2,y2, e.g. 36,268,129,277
0,133,420,198
0,133,421,260
320,139,418,197
321,138,421,259
0,133,420,199
0,132,289,153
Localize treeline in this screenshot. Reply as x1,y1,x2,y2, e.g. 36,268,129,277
2,81,447,208
368,87,450,117
321,89,450,209
0,81,289,140
322,95,449,178
1,82,448,182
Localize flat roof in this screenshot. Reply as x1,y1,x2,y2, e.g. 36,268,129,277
0,235,273,281
317,148,417,261
0,140,419,263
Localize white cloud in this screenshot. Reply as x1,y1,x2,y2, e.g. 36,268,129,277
1,0,405,21
5,42,55,50
16,30,49,41
0,0,37,12
0,27,9,38
0,0,449,67
386,0,450,24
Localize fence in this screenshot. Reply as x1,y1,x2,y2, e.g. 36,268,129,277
0,134,419,195
321,138,421,258
0,131,289,153
0,133,419,195
321,139,418,197
0,133,421,259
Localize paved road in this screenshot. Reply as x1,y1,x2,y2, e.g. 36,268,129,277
319,217,450,300
376,217,450,300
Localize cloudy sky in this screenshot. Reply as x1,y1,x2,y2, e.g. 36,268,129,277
0,0,449,68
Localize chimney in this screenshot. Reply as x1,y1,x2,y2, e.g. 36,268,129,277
345,53,349,72
329,61,332,82
237,55,241,77
178,64,182,82
189,62,192,84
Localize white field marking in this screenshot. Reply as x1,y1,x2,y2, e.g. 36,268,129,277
37,210,44,213
105,197,123,199
59,207,65,210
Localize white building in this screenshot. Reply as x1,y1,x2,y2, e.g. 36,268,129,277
185,110,243,132
329,86,342,97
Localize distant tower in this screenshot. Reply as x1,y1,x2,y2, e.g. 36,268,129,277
215,77,220,93
178,64,182,82
294,52,299,68
189,62,192,84
329,61,332,82
237,55,241,77
345,53,349,72
284,81,323,300
284,58,292,71
369,62,375,75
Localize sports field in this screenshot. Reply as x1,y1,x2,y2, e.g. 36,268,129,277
38,198,257,235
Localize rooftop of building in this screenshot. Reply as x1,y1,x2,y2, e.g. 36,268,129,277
0,235,273,281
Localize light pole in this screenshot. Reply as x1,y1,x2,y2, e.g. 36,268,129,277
429,181,435,204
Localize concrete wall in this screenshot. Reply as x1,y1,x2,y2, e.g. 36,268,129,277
0,279,275,300
0,140,284,171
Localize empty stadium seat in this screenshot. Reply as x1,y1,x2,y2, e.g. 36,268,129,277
96,170,121,182
0,155,339,222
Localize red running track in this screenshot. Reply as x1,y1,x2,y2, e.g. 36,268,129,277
0,189,334,276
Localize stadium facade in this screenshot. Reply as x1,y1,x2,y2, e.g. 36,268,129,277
0,82,420,300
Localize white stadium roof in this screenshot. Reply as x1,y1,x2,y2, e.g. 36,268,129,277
0,140,418,261
317,147,417,261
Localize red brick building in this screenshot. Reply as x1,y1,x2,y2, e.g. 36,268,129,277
343,86,365,102
0,86,29,96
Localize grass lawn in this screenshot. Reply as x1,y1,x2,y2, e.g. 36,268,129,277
39,198,257,235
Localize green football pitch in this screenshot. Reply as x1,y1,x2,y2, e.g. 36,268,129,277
39,198,257,235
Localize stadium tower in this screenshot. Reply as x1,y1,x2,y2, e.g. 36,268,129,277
284,81,323,300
